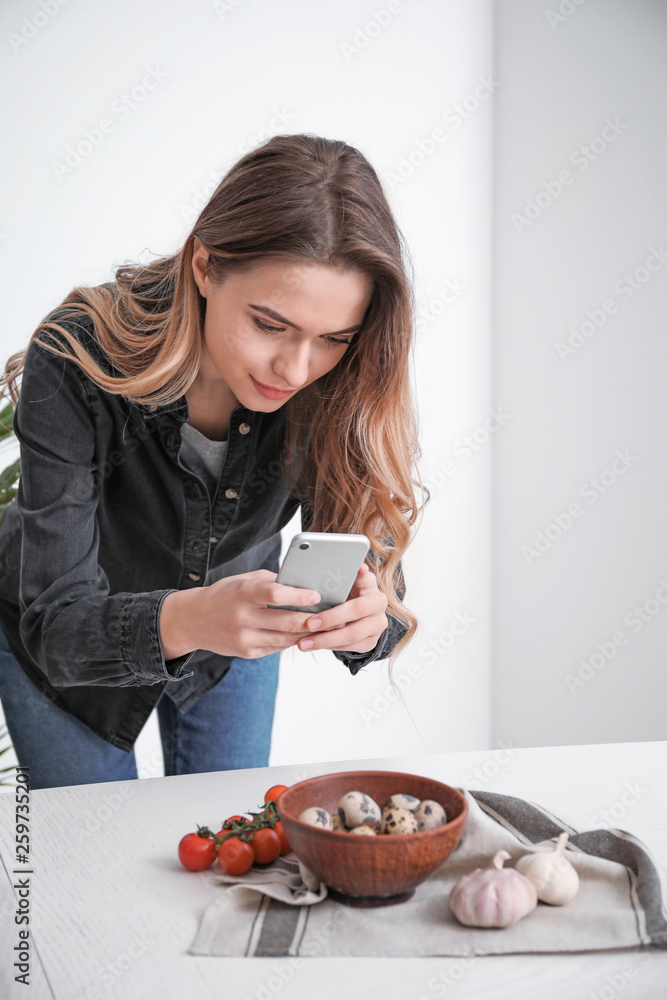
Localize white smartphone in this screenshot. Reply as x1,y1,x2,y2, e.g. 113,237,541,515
267,531,371,614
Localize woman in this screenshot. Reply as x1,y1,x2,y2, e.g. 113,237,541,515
0,133,426,789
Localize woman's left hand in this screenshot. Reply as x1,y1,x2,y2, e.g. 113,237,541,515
296,563,389,654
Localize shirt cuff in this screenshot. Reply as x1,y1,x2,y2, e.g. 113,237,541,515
121,590,196,684
333,613,408,675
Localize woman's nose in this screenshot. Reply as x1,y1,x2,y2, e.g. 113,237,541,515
273,344,310,389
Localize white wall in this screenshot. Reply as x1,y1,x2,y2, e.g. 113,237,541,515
492,0,667,747
271,2,496,763
0,0,495,776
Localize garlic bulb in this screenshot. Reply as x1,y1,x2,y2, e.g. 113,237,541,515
515,832,580,905
449,850,538,928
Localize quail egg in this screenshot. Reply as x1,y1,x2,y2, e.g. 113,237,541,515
380,807,419,835
331,813,347,832
338,791,382,830
383,793,421,812
414,799,447,830
298,807,333,830
348,824,378,836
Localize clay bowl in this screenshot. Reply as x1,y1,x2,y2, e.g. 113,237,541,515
276,770,467,907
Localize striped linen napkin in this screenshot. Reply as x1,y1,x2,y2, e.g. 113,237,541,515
188,789,667,957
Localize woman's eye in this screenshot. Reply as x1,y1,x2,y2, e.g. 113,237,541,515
253,317,285,335
252,315,352,347
325,337,352,346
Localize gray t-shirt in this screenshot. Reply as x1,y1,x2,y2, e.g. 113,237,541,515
178,420,228,505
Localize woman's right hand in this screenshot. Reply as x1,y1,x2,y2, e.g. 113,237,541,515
159,570,343,661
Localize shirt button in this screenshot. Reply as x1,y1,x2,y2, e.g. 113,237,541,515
187,571,201,582
239,422,251,435
209,535,219,545
225,488,238,499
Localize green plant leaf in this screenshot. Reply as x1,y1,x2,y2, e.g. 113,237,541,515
0,401,15,441
0,457,20,494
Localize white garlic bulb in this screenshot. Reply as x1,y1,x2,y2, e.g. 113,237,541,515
449,850,538,928
515,832,580,905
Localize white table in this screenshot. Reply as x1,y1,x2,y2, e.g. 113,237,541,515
0,741,665,999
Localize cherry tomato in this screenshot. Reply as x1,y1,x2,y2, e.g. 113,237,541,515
219,814,248,832
274,820,291,855
264,784,288,805
178,832,217,871
250,827,281,865
218,837,255,876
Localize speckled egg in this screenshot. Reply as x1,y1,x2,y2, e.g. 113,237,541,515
383,793,421,812
380,807,419,835
337,791,382,830
414,799,447,830
348,824,378,836
331,814,347,832
298,807,333,830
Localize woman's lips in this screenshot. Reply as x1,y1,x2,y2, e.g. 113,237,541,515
250,375,295,399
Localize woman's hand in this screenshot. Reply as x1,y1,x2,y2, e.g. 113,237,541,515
171,570,336,659
295,563,389,655
159,565,389,662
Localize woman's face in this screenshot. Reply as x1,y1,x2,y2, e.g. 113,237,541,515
190,237,373,410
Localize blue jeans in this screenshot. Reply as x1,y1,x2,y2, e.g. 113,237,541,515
0,621,280,789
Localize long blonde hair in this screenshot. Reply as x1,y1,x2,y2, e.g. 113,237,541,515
2,133,429,680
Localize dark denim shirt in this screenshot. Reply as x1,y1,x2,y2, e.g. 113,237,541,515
0,306,408,751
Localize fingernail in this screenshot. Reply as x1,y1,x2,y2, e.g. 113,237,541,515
309,593,321,604
308,618,322,630
300,639,314,650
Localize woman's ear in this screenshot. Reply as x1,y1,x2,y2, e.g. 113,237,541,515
191,236,209,298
